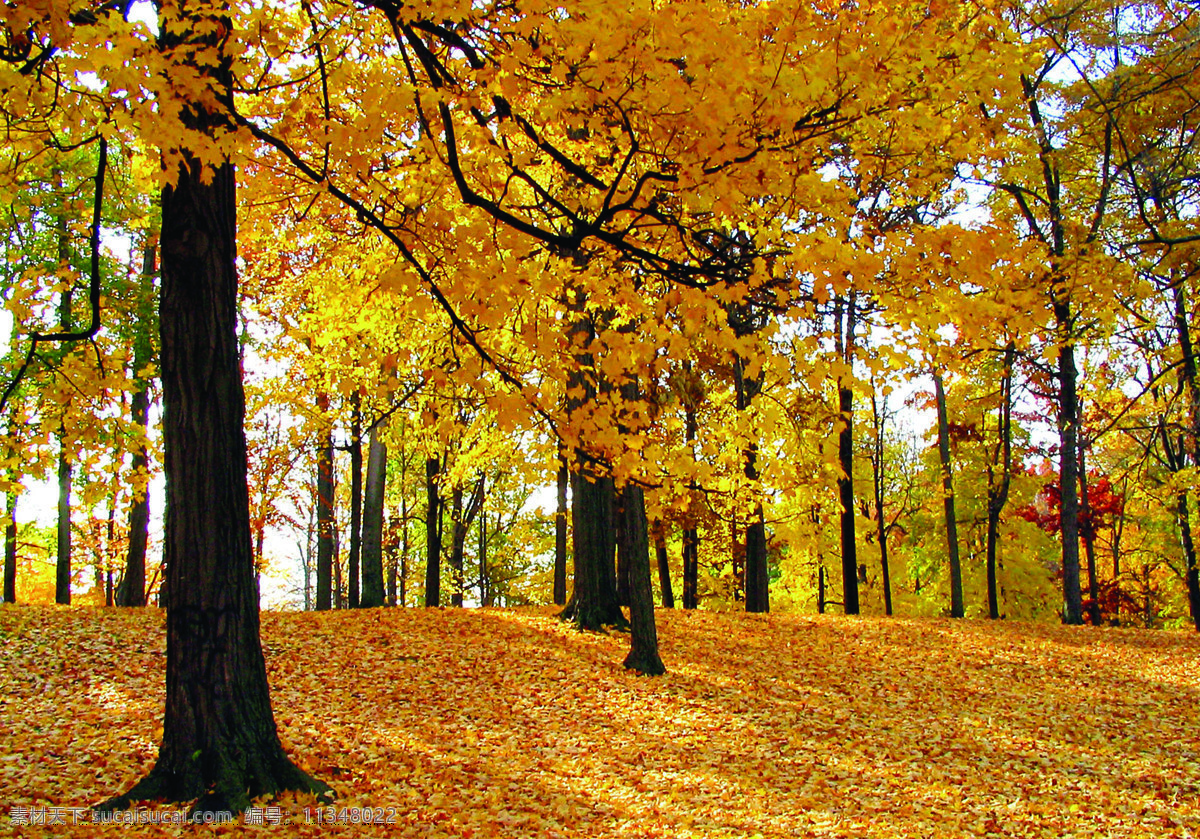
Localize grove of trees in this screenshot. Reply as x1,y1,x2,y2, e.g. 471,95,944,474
2,0,1198,817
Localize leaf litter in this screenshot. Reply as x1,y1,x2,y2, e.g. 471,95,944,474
1,605,1198,837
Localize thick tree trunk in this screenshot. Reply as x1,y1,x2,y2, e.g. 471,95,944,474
347,395,362,609
359,423,387,608
654,522,674,608
620,484,665,674
553,450,568,605
933,370,964,618
315,397,335,612
424,456,442,607
560,469,624,630
98,7,329,813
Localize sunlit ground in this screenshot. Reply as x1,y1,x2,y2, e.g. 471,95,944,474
1,605,1197,837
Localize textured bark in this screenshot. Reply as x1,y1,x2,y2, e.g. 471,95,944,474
933,370,964,618
560,470,624,630
681,398,700,610
359,423,387,608
734,353,769,614
620,484,665,675
98,6,329,813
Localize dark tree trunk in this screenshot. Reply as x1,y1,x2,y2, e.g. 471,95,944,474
1171,277,1200,631
347,395,362,609
1056,301,1084,625
424,456,442,607
681,396,700,610
479,507,492,608
55,203,72,606
118,239,155,608
933,370,964,618
654,522,674,608
449,477,483,608
734,353,769,614
560,469,624,630
359,423,387,608
553,449,568,606
614,484,633,608
869,385,892,616
1176,492,1200,632
834,295,858,615
817,564,826,614
315,396,335,612
986,342,1015,620
1078,440,1102,625
98,5,329,814
3,491,15,603
620,484,665,674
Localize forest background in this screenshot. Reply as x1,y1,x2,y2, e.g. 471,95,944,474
3,0,1198,631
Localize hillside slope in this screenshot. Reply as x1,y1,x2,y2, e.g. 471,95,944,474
1,605,1197,837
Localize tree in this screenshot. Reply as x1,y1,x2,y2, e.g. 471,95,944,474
93,1,330,815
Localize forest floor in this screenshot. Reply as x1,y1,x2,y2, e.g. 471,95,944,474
0,605,1197,838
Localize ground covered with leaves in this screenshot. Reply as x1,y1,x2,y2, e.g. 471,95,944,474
1,605,1197,837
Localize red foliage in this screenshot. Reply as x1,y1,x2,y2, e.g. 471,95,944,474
1017,472,1125,540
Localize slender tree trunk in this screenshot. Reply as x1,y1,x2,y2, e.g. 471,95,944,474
834,296,858,615
359,422,387,608
654,522,675,608
553,448,568,605
1056,301,1084,625
479,506,491,608
733,354,769,613
817,564,826,615
315,395,335,612
55,199,72,606
347,394,362,609
870,384,892,616
3,491,15,603
1078,439,1102,625
99,6,329,812
933,369,964,618
119,239,155,608
424,456,442,607
682,396,700,610
1171,276,1200,631
986,342,1015,620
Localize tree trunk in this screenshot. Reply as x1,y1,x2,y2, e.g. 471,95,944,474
870,385,893,616
118,239,156,608
98,5,329,814
681,396,700,610
834,296,858,615
424,456,442,607
315,395,335,612
553,449,568,605
734,351,769,613
55,199,73,606
560,469,624,629
359,422,387,608
347,394,362,609
933,369,964,618
1078,439,1102,625
620,484,665,674
1171,276,1200,631
654,522,674,608
1056,301,1084,625
986,342,1015,620
3,491,15,603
